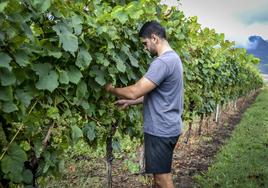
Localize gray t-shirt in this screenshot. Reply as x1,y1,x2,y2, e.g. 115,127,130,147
143,50,184,137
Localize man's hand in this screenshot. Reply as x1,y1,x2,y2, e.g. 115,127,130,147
115,99,131,110
104,77,156,100
105,83,114,92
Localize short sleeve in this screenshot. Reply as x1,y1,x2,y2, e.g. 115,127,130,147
144,59,168,86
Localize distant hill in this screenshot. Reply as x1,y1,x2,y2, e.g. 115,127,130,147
246,36,268,74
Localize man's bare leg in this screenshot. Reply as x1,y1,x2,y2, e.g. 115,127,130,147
153,173,174,188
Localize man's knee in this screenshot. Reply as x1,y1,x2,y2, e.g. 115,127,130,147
154,173,174,188
154,174,163,186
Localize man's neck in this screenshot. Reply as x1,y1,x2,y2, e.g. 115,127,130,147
157,40,173,56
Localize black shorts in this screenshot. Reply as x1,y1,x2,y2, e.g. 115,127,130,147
144,133,179,174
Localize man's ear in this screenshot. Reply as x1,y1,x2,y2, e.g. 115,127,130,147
151,34,158,43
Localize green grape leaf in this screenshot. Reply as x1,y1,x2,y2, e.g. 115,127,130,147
0,68,16,86
107,26,119,40
1,156,23,183
75,49,92,70
47,51,62,59
96,53,110,66
85,103,96,116
70,15,83,35
22,169,33,184
0,1,8,12
96,26,108,35
95,75,106,86
32,0,51,13
112,55,126,73
67,66,82,84
53,23,78,53
116,60,126,73
15,89,33,107
1,157,15,174
129,10,143,20
32,63,52,77
95,71,106,86
2,102,18,113
111,6,128,24
122,45,139,67
40,0,51,12
36,70,59,92
59,70,69,84
76,80,87,99
81,100,89,110
89,66,106,86
14,50,30,67
83,122,96,141
30,23,43,37
112,139,121,153
0,86,13,101
71,125,83,142
61,32,78,53
0,52,12,71
1,143,27,181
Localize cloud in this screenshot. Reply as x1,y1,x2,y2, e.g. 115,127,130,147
240,8,268,25
178,0,268,45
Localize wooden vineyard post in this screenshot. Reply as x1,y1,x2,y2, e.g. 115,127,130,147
215,104,221,126
106,124,117,188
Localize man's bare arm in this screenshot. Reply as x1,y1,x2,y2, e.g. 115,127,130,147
116,96,144,106
115,97,144,109
130,96,144,104
106,77,156,100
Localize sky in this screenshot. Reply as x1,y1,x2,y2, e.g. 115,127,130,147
161,0,268,47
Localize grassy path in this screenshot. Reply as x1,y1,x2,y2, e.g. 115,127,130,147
196,87,268,188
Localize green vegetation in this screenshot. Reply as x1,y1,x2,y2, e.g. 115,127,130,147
196,87,268,188
0,0,263,186
44,135,141,188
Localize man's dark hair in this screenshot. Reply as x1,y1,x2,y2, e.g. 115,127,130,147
139,21,166,39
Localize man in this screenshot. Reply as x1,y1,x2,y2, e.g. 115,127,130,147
105,21,184,188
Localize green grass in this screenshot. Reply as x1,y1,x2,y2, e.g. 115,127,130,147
195,87,268,188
